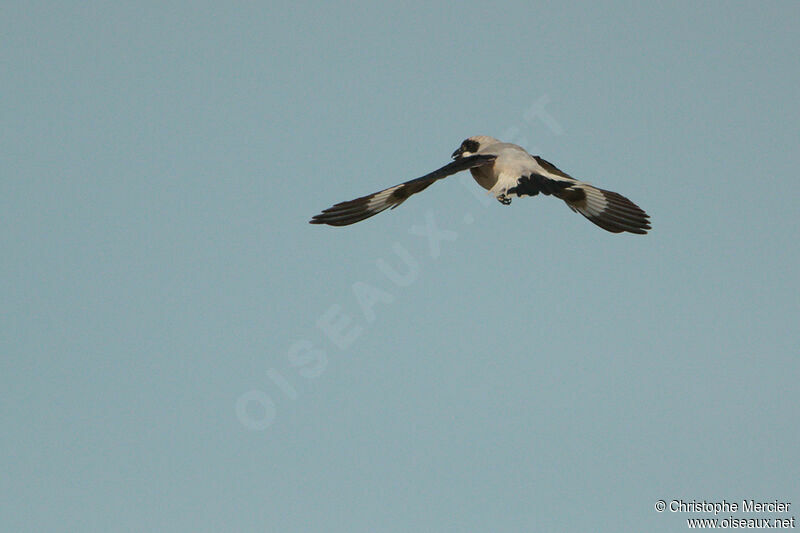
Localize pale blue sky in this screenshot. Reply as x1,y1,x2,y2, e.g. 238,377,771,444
3,1,799,531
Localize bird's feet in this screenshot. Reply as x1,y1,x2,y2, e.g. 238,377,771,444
497,194,512,206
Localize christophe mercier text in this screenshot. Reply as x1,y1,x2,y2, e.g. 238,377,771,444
670,500,791,514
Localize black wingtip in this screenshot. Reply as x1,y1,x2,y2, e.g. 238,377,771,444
309,214,337,226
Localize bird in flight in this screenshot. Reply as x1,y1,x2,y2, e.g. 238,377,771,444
310,136,651,234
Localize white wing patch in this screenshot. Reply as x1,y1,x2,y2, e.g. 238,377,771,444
367,184,404,211
566,182,650,234
573,183,609,216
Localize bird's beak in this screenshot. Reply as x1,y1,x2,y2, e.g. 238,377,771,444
451,148,464,160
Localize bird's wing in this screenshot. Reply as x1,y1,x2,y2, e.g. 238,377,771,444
509,156,651,235
310,154,496,226
533,156,577,181
558,183,651,234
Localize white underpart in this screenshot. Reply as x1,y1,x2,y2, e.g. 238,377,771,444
489,172,520,197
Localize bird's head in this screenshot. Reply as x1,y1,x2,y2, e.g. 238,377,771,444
451,136,500,159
